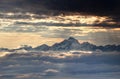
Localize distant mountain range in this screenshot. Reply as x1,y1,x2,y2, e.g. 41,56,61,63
0,37,120,52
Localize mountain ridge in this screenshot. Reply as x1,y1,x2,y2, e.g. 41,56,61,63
0,37,120,52
30,37,120,51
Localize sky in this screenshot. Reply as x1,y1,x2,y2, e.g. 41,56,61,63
0,1,120,79
0,0,120,48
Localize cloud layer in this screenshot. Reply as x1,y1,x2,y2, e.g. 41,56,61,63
0,0,120,16
0,0,120,25
0,51,120,79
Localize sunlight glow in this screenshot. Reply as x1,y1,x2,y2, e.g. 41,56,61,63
0,12,112,28
0,52,10,57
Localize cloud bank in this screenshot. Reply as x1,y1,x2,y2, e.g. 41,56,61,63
0,51,120,79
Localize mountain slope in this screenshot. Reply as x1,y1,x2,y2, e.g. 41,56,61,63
50,37,81,50
2,37,120,52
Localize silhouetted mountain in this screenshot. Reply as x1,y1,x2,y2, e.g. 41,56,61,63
0,48,9,51
34,44,50,51
79,42,97,51
8,45,33,52
97,45,120,51
19,45,33,50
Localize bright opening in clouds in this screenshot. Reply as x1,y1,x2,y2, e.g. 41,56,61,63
0,12,116,28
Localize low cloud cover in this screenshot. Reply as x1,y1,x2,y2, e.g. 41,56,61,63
0,51,120,79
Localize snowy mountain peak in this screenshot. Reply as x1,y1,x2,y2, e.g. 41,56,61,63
67,37,78,42
68,37,77,40
1,37,120,52
50,37,80,50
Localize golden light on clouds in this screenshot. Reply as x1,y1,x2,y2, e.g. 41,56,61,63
0,32,63,48
0,12,113,28
0,26,119,48
0,12,119,48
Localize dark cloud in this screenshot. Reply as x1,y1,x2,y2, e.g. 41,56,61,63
0,0,120,28
48,0,120,16
0,0,120,27
0,0,120,16
0,0,49,13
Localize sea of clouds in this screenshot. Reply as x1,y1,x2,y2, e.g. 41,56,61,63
0,50,120,79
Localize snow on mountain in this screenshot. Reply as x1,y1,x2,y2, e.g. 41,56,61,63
1,37,119,52
50,37,81,50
